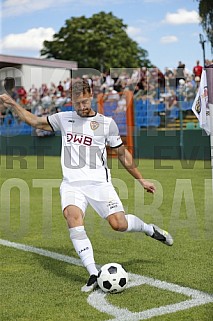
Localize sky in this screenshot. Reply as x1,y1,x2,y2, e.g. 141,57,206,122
1,0,212,73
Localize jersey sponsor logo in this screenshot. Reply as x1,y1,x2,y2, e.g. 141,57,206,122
90,121,99,130
66,132,92,146
68,119,75,123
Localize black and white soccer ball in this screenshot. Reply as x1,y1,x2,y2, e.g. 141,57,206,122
97,263,128,293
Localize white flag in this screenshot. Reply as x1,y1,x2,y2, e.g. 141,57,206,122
192,70,210,135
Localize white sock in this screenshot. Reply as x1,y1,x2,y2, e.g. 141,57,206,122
125,214,154,236
69,226,98,276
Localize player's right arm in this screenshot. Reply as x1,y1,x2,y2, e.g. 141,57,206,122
0,93,52,131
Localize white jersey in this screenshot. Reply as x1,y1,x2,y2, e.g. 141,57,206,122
47,111,123,183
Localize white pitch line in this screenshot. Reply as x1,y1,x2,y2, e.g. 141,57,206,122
88,273,213,321
1,238,213,321
0,238,83,267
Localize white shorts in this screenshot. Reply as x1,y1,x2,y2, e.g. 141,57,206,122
60,180,124,219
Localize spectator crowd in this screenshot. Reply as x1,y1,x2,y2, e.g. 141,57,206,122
0,59,212,133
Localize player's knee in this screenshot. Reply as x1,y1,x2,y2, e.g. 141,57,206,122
63,208,73,221
108,214,128,232
63,205,83,227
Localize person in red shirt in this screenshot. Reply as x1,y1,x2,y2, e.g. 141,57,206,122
17,86,27,100
193,60,203,80
57,81,64,93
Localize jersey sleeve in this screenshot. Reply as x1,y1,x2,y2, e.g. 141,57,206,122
47,113,61,132
107,118,123,148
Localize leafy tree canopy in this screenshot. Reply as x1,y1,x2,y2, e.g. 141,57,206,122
197,0,213,47
40,12,152,71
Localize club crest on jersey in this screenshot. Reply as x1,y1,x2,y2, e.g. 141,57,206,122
90,121,99,130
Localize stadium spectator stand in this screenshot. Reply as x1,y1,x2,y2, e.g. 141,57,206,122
1,61,211,136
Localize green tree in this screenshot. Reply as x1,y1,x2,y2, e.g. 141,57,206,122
40,12,152,70
196,0,213,47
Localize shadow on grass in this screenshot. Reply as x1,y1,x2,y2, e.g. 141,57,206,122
33,245,162,287
34,246,86,285
121,257,162,270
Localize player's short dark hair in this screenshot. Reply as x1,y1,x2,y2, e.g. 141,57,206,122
70,79,91,98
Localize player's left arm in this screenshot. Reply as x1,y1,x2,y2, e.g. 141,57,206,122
114,144,156,194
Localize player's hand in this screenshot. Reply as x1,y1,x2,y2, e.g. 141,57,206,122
0,93,15,108
140,179,156,193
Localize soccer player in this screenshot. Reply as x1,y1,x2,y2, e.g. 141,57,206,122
0,79,173,292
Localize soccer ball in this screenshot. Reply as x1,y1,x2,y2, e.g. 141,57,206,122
97,263,128,293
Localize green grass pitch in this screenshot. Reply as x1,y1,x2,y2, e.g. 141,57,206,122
0,155,212,321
